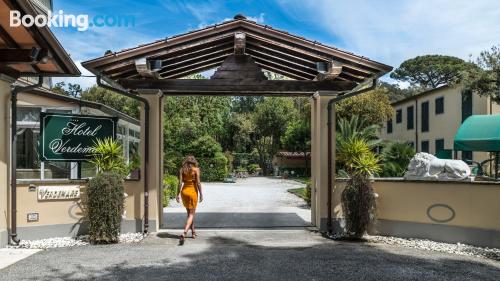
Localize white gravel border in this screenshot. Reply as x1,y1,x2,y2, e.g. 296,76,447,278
7,233,146,249
328,234,500,261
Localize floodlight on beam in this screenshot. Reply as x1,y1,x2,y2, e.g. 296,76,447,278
315,61,342,81
135,58,162,78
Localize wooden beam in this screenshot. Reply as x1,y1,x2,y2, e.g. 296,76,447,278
0,26,18,48
163,61,224,79
234,32,246,55
99,33,235,73
211,54,267,80
246,48,317,76
252,56,315,80
254,61,308,80
0,48,48,64
158,54,228,77
118,78,356,94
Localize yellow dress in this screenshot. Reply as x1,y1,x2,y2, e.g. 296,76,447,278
181,169,198,209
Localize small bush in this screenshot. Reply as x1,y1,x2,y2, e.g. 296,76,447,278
198,152,228,181
247,164,260,174
83,172,124,244
163,174,179,207
305,181,312,206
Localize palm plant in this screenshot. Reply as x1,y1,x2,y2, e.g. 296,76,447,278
336,115,381,149
90,137,128,177
380,141,415,177
337,127,381,239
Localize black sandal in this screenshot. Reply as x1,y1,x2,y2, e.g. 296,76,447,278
179,232,187,245
191,231,197,239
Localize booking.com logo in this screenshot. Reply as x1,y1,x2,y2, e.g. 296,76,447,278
10,10,135,31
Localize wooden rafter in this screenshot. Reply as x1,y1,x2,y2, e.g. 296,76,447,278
118,78,356,95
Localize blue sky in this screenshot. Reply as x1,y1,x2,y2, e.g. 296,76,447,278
51,0,500,88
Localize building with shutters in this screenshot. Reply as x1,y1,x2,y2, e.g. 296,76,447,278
378,85,500,162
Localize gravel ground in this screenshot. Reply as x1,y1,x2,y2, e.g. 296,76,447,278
366,235,500,261
168,176,308,209
7,233,145,249
164,177,311,228
1,229,499,281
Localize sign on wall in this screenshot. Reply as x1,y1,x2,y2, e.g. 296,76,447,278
40,113,117,161
38,185,81,201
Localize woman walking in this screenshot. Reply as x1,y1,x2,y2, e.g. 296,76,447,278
176,155,203,245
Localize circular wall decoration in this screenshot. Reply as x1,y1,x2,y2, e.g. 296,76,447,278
426,204,455,223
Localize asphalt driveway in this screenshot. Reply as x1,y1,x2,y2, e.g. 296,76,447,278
163,177,311,228
1,229,499,281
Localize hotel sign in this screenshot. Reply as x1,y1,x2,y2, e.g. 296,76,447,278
40,113,117,161
38,185,81,200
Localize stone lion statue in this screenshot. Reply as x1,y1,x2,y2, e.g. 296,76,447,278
404,152,471,181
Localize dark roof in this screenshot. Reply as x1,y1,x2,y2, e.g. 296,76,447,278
391,85,450,106
82,15,392,85
25,87,140,125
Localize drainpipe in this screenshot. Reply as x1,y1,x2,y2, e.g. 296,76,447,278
325,78,377,234
96,76,151,234
10,76,44,245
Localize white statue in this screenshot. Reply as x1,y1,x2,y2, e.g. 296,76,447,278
404,152,471,181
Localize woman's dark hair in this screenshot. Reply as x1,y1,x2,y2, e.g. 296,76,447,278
181,155,199,175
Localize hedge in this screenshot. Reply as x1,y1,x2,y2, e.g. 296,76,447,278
83,172,124,244
198,152,228,181
163,174,179,207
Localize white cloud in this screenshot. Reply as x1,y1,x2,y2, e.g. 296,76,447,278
276,0,500,71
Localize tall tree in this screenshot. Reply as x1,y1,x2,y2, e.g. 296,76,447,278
281,119,311,175
335,87,393,127
81,86,140,119
390,55,474,89
464,45,500,102
253,97,297,175
378,81,422,102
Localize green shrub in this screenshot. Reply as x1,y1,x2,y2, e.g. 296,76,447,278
305,181,312,206
90,137,128,177
83,172,124,244
163,174,179,207
185,135,222,157
380,141,415,177
198,152,228,181
247,164,260,174
338,136,380,239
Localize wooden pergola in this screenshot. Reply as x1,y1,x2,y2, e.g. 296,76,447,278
82,14,393,233
83,14,392,96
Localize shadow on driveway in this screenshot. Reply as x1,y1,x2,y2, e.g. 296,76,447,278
2,232,499,281
163,212,311,228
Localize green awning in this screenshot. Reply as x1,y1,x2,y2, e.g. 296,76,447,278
454,115,500,152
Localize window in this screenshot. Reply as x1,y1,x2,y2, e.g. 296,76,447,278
421,101,429,132
408,141,414,148
16,128,41,179
462,151,473,162
435,97,444,114
387,119,393,134
396,109,402,123
462,90,473,122
117,123,141,179
16,106,76,180
421,140,429,153
435,139,445,153
407,106,414,130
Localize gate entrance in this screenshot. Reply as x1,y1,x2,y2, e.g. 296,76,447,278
82,14,392,233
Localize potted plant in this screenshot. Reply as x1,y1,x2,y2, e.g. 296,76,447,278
337,137,380,240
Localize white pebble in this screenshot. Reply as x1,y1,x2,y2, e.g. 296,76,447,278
7,233,146,249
